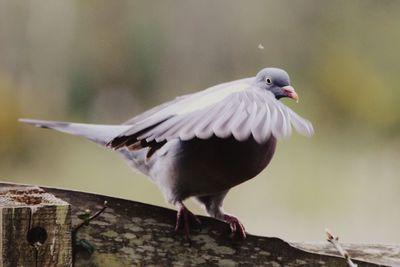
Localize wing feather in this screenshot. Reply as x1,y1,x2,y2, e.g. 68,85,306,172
251,104,268,143
260,103,273,141
176,106,214,141
193,101,227,139
229,100,248,141
287,108,314,137
109,84,314,149
230,93,257,141
211,99,237,138
273,106,287,138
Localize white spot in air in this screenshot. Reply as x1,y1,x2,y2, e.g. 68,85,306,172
258,44,264,50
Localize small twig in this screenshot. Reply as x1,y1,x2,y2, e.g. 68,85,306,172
325,229,358,267
72,200,108,267
72,200,108,235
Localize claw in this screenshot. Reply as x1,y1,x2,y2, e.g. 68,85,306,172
175,202,201,240
223,214,246,239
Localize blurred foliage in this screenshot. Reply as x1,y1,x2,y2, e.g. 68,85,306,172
0,0,399,242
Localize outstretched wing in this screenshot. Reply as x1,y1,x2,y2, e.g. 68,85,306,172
121,77,253,126
108,82,313,153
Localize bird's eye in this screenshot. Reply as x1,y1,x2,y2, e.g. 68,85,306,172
265,77,272,84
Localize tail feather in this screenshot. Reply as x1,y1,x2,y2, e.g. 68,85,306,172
19,118,131,145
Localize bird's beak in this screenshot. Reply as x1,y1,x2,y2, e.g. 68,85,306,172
282,86,299,103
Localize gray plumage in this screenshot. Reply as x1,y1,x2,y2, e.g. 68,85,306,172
20,67,313,238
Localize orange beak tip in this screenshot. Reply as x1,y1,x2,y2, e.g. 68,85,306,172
282,86,299,103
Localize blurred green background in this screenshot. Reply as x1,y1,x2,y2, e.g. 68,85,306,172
1,0,399,243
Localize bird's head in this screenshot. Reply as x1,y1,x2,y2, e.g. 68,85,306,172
254,68,299,102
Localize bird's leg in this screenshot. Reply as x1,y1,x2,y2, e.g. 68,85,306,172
196,192,247,239
222,214,246,239
174,202,201,240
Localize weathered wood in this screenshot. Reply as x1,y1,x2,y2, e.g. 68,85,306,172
1,183,398,267
292,242,400,267
46,186,394,266
0,185,72,267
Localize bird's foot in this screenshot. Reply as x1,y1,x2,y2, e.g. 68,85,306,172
175,202,201,240
223,214,246,239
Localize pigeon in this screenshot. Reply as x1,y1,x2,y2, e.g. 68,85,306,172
20,67,313,239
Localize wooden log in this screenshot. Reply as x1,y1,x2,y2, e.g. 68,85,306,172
1,182,398,267
0,185,72,267
44,185,396,267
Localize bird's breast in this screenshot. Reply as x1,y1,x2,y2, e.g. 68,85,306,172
172,135,277,198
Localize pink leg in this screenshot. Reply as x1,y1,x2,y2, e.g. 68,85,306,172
223,214,246,239
175,202,201,239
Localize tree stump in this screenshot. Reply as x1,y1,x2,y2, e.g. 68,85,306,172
0,185,72,267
